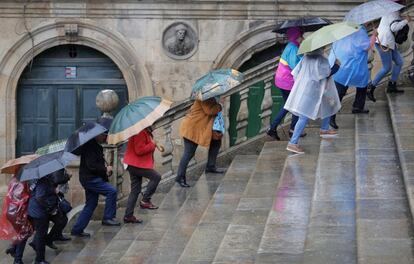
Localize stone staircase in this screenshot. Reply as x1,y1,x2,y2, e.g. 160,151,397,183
2,86,414,263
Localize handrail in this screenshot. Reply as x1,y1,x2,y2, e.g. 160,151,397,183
151,56,279,130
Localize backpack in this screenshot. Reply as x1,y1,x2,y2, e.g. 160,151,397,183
391,20,410,44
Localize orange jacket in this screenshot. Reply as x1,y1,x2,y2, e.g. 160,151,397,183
179,99,222,147
123,129,156,169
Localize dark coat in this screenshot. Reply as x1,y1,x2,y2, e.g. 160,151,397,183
79,139,108,182
28,177,58,219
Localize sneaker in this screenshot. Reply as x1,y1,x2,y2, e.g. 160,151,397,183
286,143,305,154
70,231,91,238
386,81,404,93
123,215,143,224
140,200,159,210
266,128,280,140
320,129,338,138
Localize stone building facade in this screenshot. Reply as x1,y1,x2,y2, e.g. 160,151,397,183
2,0,412,207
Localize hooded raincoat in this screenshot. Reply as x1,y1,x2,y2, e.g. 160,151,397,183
284,51,341,120
328,27,371,88
275,27,303,90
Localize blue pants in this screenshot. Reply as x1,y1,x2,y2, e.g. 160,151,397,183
269,88,298,131
290,115,330,145
72,177,117,233
372,43,403,86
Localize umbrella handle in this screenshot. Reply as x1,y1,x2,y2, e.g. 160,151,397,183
156,143,165,153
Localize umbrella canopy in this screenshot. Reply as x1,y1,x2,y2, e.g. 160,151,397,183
64,122,108,154
272,17,332,34
1,154,39,174
35,139,67,155
191,69,244,101
107,96,172,145
18,151,77,182
345,0,404,24
298,22,360,55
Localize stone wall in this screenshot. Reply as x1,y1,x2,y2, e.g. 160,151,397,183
0,0,367,207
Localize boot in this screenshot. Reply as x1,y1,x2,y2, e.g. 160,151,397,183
330,115,338,129
386,81,404,93
366,83,376,102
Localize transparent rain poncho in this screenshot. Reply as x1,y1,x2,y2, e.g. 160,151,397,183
284,50,341,120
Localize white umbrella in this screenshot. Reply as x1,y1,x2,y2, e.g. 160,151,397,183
345,0,404,24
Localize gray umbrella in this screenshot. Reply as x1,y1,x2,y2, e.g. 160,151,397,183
18,151,77,182
345,0,404,24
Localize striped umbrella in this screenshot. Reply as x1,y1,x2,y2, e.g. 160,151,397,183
107,96,172,145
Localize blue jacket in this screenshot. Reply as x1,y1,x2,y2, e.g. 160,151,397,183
28,177,58,219
329,27,370,88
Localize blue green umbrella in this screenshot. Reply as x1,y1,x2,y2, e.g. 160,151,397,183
191,69,244,101
107,96,172,145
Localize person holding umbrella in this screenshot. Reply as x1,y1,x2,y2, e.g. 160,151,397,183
70,121,121,237
0,154,37,264
284,22,360,154
328,25,377,128
343,0,408,101
107,96,172,222
268,18,330,140
122,127,161,223
176,97,223,187
267,27,304,140
18,151,76,264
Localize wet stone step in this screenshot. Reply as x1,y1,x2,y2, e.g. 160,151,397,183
254,128,322,264
122,155,257,264
356,99,414,264
387,87,414,226
302,114,357,264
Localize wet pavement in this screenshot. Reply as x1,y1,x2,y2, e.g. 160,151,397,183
1,88,414,264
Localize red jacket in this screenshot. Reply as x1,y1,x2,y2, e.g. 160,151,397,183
123,129,156,169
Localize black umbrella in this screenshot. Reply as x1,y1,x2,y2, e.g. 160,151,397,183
272,17,332,34
64,122,108,155
18,151,77,182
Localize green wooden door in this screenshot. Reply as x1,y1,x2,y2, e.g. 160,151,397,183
16,45,128,156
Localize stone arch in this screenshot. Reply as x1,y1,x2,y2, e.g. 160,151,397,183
0,19,153,162
212,22,277,69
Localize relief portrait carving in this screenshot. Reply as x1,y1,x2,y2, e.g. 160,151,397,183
163,22,198,60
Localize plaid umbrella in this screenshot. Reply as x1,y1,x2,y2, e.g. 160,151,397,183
35,139,67,155
345,0,404,24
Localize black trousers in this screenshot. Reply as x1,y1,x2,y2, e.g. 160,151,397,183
32,217,49,262
335,81,367,110
47,210,68,242
124,166,161,217
176,138,221,181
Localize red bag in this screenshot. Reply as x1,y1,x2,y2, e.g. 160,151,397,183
0,177,33,243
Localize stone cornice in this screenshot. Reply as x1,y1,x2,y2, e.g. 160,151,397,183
0,1,364,20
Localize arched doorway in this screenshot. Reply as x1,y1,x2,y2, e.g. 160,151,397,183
16,45,128,156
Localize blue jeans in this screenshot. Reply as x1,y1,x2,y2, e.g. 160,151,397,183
372,43,403,86
270,88,298,131
290,115,330,145
72,177,117,233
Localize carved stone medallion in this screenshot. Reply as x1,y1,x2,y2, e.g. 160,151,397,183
162,22,198,60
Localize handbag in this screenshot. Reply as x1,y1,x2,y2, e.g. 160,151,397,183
58,195,72,214
212,111,225,140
